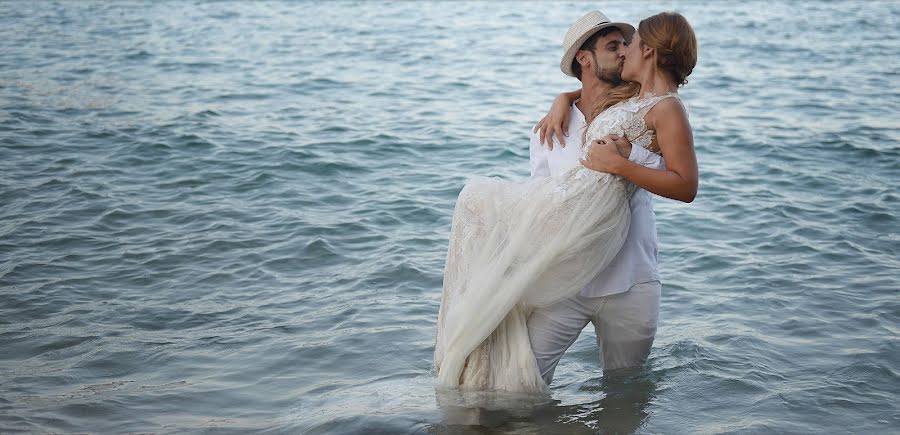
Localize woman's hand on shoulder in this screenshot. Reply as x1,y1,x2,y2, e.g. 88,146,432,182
533,90,580,150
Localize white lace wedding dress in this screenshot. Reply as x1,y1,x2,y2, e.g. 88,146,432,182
434,93,675,394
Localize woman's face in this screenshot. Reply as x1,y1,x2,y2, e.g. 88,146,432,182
621,31,643,82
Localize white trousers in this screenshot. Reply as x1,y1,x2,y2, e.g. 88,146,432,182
526,280,661,385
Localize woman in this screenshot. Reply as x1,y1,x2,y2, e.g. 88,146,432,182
435,12,698,394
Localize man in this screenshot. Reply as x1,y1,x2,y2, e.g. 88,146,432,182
526,11,666,385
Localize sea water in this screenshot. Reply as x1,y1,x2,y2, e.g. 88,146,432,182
1,1,898,433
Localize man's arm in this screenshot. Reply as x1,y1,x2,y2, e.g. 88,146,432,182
529,131,551,179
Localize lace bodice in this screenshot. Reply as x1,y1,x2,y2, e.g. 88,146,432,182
582,93,677,159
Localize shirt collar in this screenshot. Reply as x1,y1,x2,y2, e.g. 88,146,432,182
571,100,587,124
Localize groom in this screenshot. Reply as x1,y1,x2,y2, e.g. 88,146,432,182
526,11,664,384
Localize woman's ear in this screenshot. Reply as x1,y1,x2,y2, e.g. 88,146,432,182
642,43,654,60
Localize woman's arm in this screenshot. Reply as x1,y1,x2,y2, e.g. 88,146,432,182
533,89,581,150
580,98,698,203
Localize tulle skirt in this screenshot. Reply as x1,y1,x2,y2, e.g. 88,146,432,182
434,166,633,393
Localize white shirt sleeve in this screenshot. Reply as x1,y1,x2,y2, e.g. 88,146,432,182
626,144,665,170
528,131,551,179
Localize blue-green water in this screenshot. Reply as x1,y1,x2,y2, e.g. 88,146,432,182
1,1,898,433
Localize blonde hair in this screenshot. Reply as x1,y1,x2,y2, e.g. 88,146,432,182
583,82,640,143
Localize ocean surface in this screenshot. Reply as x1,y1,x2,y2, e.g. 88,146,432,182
1,1,898,433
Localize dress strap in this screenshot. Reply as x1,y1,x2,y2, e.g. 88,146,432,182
632,93,679,155
636,93,678,118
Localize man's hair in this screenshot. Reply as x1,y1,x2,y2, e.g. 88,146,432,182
571,26,623,81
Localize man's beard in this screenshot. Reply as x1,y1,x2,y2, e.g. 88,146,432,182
591,52,623,85
594,65,623,86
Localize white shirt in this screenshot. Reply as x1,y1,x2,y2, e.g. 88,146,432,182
528,102,665,297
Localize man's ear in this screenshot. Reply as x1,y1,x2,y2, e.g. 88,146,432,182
576,50,591,67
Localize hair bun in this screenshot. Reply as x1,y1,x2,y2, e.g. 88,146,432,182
637,12,697,86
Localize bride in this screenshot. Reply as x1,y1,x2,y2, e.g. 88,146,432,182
435,12,699,393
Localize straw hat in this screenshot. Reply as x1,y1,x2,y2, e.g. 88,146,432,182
560,11,635,77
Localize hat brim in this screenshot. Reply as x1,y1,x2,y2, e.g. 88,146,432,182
560,22,635,77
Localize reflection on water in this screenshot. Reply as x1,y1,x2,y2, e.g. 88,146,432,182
433,368,657,433
434,386,551,431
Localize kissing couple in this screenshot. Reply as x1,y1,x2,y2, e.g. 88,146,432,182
434,10,699,393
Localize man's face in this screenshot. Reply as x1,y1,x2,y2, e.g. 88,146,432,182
587,30,627,85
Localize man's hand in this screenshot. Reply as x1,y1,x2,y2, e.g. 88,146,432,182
607,134,633,159
579,136,628,174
